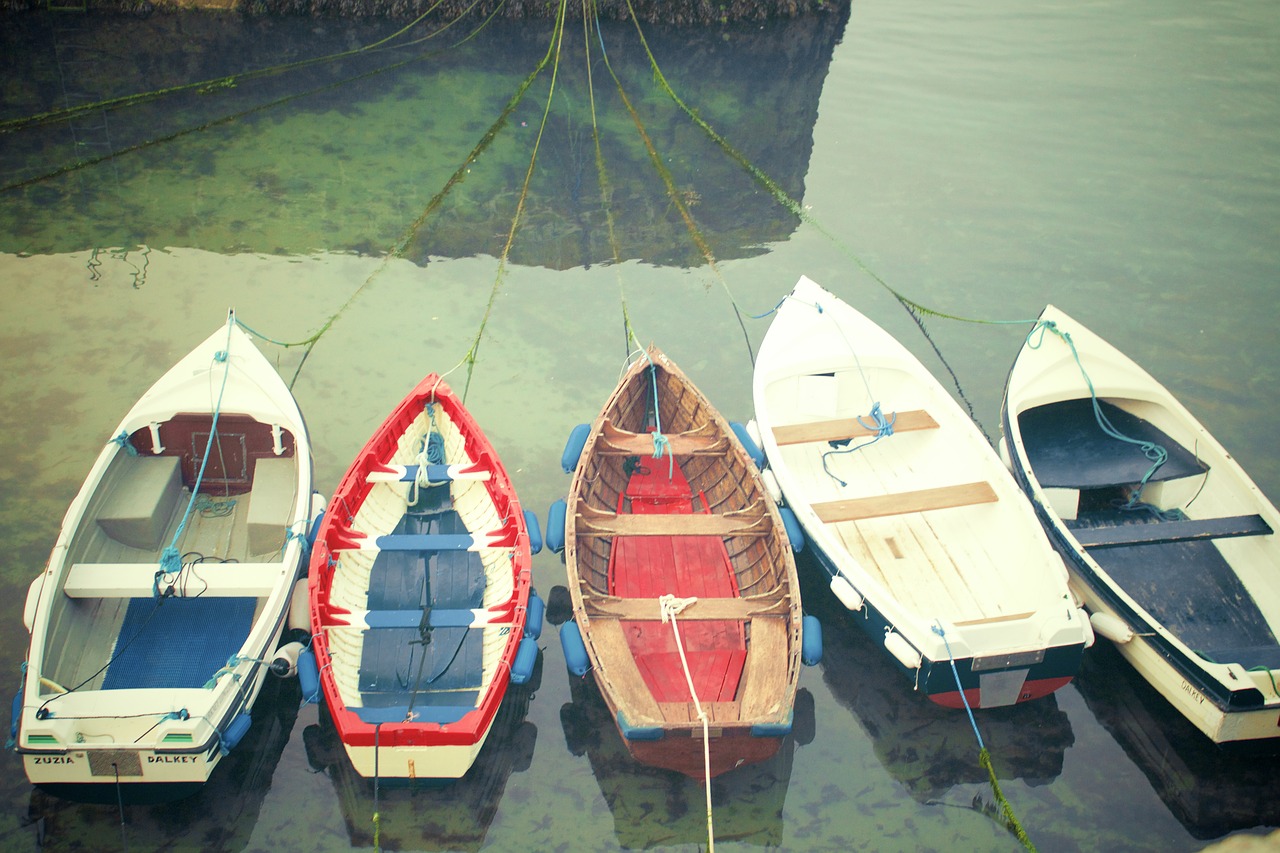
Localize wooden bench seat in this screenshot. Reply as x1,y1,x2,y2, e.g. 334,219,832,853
1073,513,1273,549
772,409,938,446
596,420,729,456
584,594,790,621
64,562,283,598
247,457,297,555
576,503,770,538
813,481,998,524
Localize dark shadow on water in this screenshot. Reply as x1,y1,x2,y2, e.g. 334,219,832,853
796,549,1074,802
20,673,300,852
1075,639,1280,841
299,652,539,851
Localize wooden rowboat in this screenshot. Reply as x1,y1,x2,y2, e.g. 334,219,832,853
1001,304,1280,742
14,312,322,803
752,276,1090,708
306,374,543,781
550,345,811,779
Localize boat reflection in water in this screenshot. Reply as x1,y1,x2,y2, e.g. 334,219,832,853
550,586,814,849
1076,640,1280,839
799,553,1073,803
23,674,302,850
300,657,540,851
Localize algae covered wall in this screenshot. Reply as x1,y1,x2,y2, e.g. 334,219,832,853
3,0,848,23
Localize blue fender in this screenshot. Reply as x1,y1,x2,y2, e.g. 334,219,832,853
546,499,567,554
802,614,823,666
561,424,590,474
780,506,805,552
524,509,543,555
730,421,765,468
525,589,545,640
559,618,591,677
297,646,320,705
220,713,253,755
510,637,539,685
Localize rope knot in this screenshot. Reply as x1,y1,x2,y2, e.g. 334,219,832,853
658,593,697,623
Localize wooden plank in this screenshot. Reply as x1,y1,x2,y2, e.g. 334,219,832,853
740,617,791,719
577,504,769,537
65,562,284,598
772,409,938,446
584,594,790,621
597,419,729,456
586,618,663,722
813,481,998,524
1075,514,1273,549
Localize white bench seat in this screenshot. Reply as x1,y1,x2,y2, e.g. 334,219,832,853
64,562,286,598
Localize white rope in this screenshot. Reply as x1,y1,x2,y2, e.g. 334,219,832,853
658,594,715,853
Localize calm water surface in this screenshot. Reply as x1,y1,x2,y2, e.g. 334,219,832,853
1,1,1278,851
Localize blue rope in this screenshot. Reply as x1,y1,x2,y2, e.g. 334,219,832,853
821,403,896,487
159,320,235,582
1028,320,1167,506
931,621,984,749
642,353,675,478
110,431,139,456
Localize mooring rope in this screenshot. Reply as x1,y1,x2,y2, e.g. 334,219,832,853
931,621,1036,852
158,317,234,579
659,593,715,853
592,6,756,364
456,0,570,403
1026,319,1168,506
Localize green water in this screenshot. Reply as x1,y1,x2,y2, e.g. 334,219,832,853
1,1,1278,851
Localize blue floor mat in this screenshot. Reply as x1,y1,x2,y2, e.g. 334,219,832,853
102,596,256,690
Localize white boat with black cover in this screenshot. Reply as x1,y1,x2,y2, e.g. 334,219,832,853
13,312,323,803
752,275,1090,709
1001,304,1280,742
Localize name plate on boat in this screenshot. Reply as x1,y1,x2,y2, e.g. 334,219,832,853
971,648,1045,672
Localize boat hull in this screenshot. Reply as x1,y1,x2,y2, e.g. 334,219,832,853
560,345,804,779
1001,304,1280,743
14,314,316,803
308,374,536,780
752,276,1090,709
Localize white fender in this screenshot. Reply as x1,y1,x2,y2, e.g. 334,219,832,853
23,575,45,633
1090,611,1134,644
760,468,784,505
287,578,310,633
884,631,922,669
830,575,864,612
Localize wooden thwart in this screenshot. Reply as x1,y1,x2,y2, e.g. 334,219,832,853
597,419,729,456
772,409,938,446
813,481,998,524
576,502,770,537
584,593,790,621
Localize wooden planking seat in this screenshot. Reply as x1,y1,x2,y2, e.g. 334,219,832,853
773,409,938,447
596,419,729,456
65,562,283,598
813,481,998,524
587,618,663,721
576,503,770,538
739,616,791,719
584,594,790,621
1074,513,1273,549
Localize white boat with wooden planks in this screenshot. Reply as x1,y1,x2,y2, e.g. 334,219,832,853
550,345,816,779
13,312,322,803
752,276,1091,708
1001,304,1280,742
